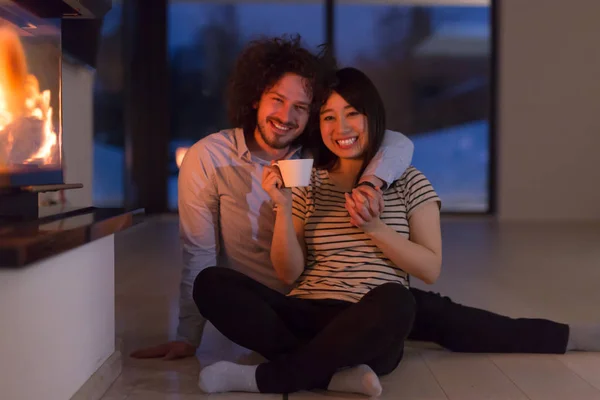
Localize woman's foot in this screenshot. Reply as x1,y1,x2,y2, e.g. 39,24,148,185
198,361,259,393
328,364,383,397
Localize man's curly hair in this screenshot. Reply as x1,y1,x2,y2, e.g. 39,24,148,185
227,34,336,137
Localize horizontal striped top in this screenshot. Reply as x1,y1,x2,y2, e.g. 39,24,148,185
287,166,441,303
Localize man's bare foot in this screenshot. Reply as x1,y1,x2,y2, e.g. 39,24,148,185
130,341,196,360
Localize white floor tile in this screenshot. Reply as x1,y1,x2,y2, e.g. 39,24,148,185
288,391,366,399
125,390,280,400
125,390,204,399
377,348,448,400
114,365,202,394
206,394,281,400
421,350,528,400
490,353,600,400
558,352,600,391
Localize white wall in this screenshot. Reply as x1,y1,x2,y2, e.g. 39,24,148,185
498,0,600,221
61,61,95,207
0,235,115,400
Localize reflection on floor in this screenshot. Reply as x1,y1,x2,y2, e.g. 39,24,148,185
102,216,600,400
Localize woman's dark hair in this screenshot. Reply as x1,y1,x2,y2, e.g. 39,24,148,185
310,67,387,183
227,34,335,137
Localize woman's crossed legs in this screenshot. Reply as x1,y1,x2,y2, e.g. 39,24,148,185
193,267,415,394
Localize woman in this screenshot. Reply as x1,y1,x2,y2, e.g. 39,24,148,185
194,68,592,396
194,67,440,396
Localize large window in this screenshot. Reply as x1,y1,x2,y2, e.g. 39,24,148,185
335,4,491,212
334,4,490,212
167,1,325,210
165,1,492,213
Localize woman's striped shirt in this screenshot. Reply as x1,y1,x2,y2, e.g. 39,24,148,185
287,166,441,303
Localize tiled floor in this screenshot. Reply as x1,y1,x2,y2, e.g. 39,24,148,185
102,216,600,400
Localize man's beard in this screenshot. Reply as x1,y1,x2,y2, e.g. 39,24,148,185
257,119,299,150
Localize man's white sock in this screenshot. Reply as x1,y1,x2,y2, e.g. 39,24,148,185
198,361,259,393
567,324,600,351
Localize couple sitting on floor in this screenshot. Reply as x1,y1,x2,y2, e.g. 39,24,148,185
131,35,599,397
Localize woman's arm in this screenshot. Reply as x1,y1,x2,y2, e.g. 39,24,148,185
345,187,442,284
262,165,307,285
363,202,442,284
270,205,306,285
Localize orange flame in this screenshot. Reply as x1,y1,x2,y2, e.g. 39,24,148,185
0,23,58,169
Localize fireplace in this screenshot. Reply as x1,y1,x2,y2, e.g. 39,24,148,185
0,5,143,398
0,0,110,219
0,3,62,188
0,4,141,396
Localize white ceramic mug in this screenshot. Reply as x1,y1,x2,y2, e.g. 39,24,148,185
273,159,314,187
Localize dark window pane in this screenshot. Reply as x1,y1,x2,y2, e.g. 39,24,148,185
93,0,124,207
335,4,491,212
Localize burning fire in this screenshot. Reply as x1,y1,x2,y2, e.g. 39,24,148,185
0,24,58,169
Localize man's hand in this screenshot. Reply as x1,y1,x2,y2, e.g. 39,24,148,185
129,341,196,360
358,175,384,190
345,185,384,233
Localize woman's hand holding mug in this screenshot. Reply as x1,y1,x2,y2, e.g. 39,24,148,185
262,162,292,210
